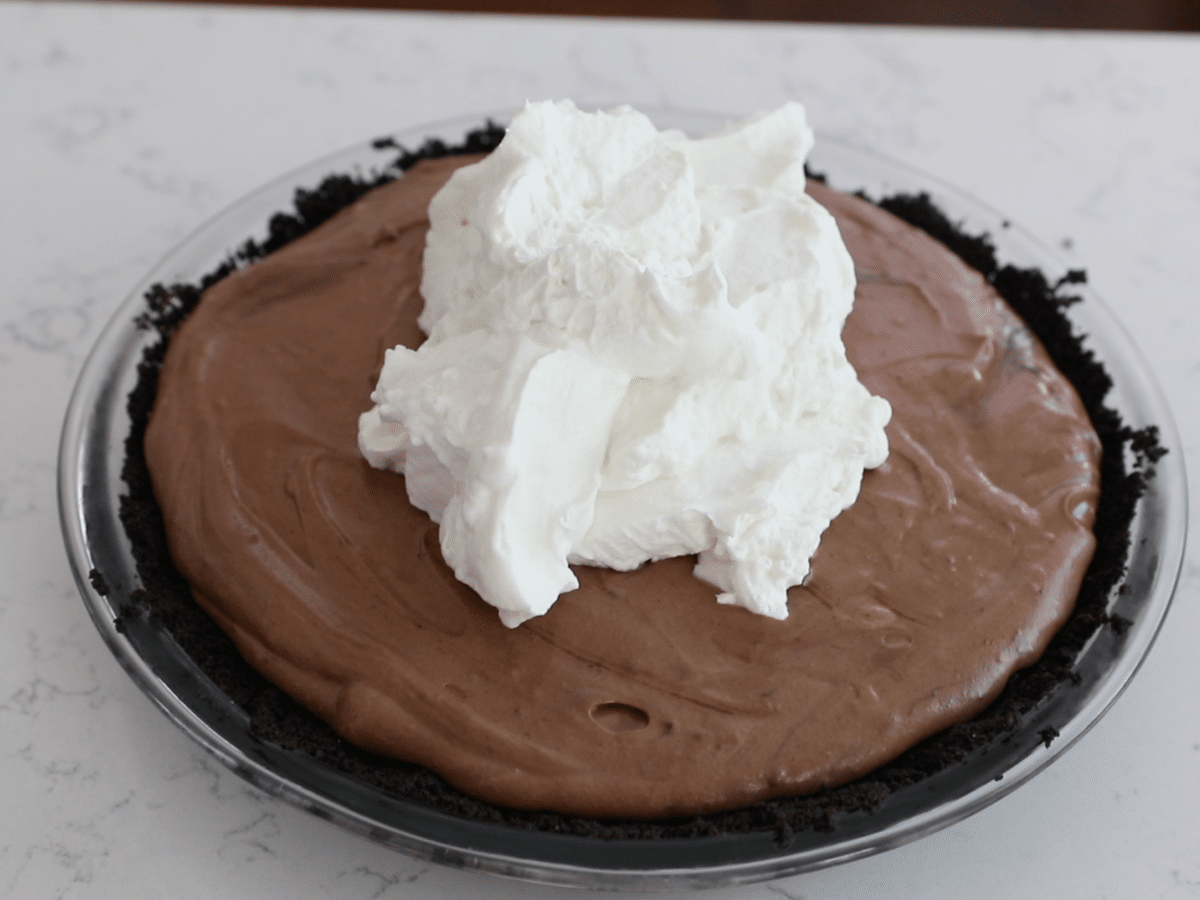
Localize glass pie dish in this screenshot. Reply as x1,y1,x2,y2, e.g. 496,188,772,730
58,109,1187,891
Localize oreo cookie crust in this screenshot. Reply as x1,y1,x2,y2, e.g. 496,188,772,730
109,122,1162,843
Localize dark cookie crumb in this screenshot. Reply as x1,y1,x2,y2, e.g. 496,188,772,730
117,133,1163,844
88,568,111,596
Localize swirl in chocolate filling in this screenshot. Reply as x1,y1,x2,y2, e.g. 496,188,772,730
143,155,1100,819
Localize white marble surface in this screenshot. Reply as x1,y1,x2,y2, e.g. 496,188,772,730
2,2,1198,896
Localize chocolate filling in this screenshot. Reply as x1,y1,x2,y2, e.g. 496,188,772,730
115,125,1161,838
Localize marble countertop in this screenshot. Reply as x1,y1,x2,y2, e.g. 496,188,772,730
3,3,1198,897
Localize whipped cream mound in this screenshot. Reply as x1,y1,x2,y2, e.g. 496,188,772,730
359,100,891,627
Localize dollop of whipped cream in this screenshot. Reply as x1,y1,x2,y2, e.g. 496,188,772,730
359,100,891,627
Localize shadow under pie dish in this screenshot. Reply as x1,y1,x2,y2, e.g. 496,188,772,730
59,109,1186,890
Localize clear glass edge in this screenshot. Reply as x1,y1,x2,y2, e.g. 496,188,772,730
57,107,1188,891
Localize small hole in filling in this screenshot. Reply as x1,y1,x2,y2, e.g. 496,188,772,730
589,702,651,733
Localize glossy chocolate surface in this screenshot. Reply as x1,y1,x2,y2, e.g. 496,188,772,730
144,156,1100,818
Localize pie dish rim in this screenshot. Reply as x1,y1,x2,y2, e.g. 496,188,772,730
57,107,1187,890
